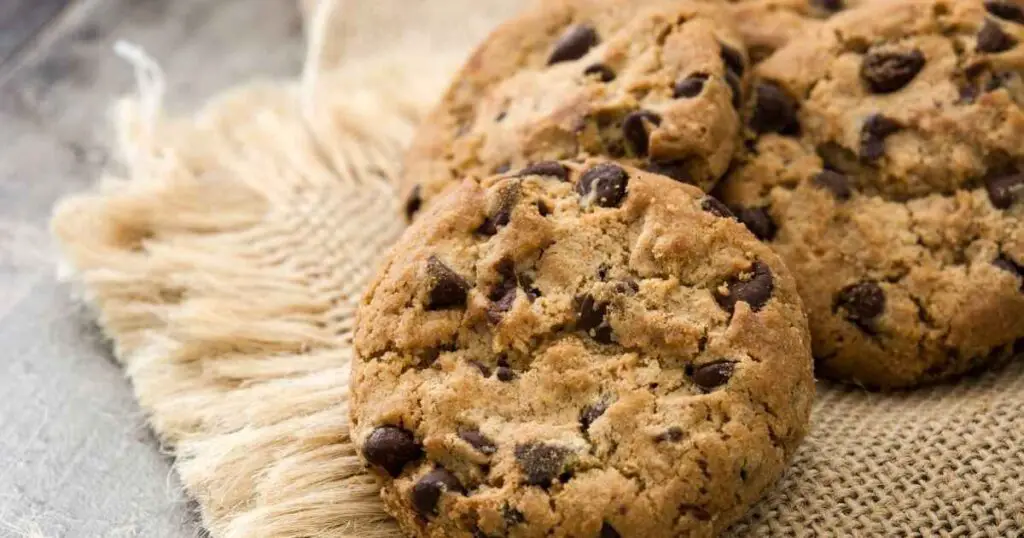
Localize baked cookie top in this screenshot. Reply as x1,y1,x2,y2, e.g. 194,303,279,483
717,0,1024,388
721,0,873,63
400,0,748,221
354,159,814,537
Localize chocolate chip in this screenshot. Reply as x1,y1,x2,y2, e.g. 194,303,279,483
426,256,469,310
985,172,1023,209
519,161,569,181
645,159,694,184
678,504,712,521
750,82,800,135
701,196,735,219
655,427,684,443
725,71,743,108
577,163,629,208
495,111,507,122
600,523,621,538
986,1,1024,23
986,70,1015,91
615,279,640,295
811,0,845,13
548,25,599,65
812,170,852,201
720,42,746,77
478,184,519,235
959,83,980,104
496,365,517,382
514,443,572,487
488,287,517,324
537,200,552,217
715,261,775,314
859,114,901,161
459,429,497,455
363,426,423,477
674,73,709,98
622,110,662,157
584,63,616,82
835,281,886,330
993,254,1024,291
404,185,423,221
412,468,464,516
502,505,526,527
579,401,608,431
692,361,736,391
576,295,613,343
978,19,1017,53
861,48,926,93
734,207,777,241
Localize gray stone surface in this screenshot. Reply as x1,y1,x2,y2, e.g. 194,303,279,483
0,1,303,535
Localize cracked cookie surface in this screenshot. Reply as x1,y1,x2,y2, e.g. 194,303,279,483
354,159,814,537
717,0,1024,389
400,0,748,221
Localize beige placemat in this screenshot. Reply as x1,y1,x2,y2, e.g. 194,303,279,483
51,1,1023,536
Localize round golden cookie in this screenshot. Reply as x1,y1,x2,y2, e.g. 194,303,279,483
717,0,1024,388
354,159,814,538
400,0,749,221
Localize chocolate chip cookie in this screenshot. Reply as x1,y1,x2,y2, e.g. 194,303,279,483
400,0,749,221
716,0,1024,389
720,0,872,63
354,159,814,537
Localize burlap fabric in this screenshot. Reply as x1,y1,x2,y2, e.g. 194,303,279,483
51,0,1023,536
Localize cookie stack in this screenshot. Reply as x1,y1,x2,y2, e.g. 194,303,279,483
351,1,1024,536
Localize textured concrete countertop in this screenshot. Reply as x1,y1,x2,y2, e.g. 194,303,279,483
0,1,303,535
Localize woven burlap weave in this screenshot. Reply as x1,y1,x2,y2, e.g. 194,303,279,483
51,0,1023,536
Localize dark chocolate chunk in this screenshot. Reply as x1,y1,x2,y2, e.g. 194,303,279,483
404,185,423,221
577,163,629,208
835,281,886,331
812,170,853,201
622,110,662,157
859,114,901,161
487,286,518,324
363,426,423,477
978,19,1017,53
478,184,519,235
425,256,469,310
692,361,736,391
861,48,926,93
576,295,613,344
986,1,1024,24
514,443,572,487
734,206,778,241
549,25,599,65
584,63,616,82
750,82,800,135
715,261,775,314
655,426,684,443
725,71,743,108
579,401,608,431
459,429,497,455
720,42,746,77
411,468,464,516
600,522,622,538
701,196,735,219
496,364,517,382
519,161,569,181
985,172,1023,209
674,73,709,98
645,159,694,184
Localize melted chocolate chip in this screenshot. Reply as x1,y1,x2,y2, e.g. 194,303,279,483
496,364,517,382
734,206,778,241
861,48,926,93
701,196,735,219
674,73,709,98
622,110,662,157
835,281,886,331
978,19,1017,53
986,1,1024,24
692,361,736,391
985,172,1023,209
579,401,608,431
404,185,423,221
860,114,901,161
577,163,629,208
412,468,464,516
720,42,746,77
750,82,800,135
812,170,853,201
811,0,845,13
655,427,684,443
478,184,520,236
363,426,423,477
459,429,497,455
715,261,775,314
600,523,622,538
426,256,469,310
514,443,572,487
548,25,599,65
584,63,616,82
487,286,518,324
645,159,694,184
725,71,743,108
519,161,569,181
576,295,614,343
